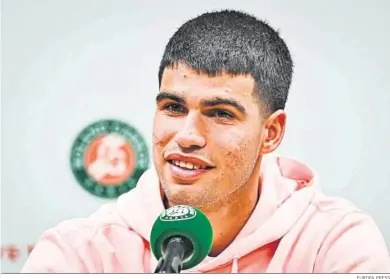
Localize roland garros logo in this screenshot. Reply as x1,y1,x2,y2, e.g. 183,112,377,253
160,205,197,221
70,120,149,198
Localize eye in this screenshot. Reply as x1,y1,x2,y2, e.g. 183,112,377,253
209,109,234,119
163,103,186,114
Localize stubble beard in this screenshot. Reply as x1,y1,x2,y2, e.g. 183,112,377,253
160,168,256,213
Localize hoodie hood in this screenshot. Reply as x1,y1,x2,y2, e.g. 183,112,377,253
117,154,319,272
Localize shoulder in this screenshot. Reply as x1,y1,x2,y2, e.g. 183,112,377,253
23,201,146,273
39,202,132,249
310,192,368,224
309,192,383,246
46,167,159,245
310,193,390,272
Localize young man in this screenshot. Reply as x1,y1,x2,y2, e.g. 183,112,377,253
22,10,390,273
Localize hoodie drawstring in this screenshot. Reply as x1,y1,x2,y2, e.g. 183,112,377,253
231,256,239,273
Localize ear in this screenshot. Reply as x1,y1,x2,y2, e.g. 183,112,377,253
260,110,287,154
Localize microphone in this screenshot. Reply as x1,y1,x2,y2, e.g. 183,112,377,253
150,205,213,273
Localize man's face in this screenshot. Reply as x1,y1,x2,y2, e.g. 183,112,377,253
153,64,265,208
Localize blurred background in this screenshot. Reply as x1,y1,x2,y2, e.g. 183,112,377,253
1,0,389,273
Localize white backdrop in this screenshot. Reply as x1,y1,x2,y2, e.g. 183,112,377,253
2,0,390,273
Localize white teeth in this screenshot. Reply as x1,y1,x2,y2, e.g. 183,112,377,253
172,160,205,170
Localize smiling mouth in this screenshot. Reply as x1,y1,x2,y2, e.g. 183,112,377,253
167,160,214,170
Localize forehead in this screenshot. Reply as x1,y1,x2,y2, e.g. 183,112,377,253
160,64,256,100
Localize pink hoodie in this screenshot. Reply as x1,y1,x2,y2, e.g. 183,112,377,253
22,155,390,273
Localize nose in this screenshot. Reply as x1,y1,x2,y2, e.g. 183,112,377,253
175,112,206,150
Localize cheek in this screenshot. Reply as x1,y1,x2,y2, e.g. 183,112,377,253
212,129,261,167
152,113,182,154
152,129,166,147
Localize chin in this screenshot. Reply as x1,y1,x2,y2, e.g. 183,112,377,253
167,181,204,192
164,183,206,202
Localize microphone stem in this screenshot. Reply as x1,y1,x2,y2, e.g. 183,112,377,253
154,237,186,273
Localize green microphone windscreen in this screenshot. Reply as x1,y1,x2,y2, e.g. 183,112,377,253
150,205,213,270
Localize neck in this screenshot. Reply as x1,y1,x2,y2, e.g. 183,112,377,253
164,169,261,257
206,177,260,257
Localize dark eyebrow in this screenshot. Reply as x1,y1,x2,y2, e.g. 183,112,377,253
156,92,186,105
201,97,247,115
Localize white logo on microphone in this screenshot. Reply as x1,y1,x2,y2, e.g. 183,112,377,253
160,205,197,221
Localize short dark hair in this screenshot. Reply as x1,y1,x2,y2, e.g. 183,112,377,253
158,9,294,114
